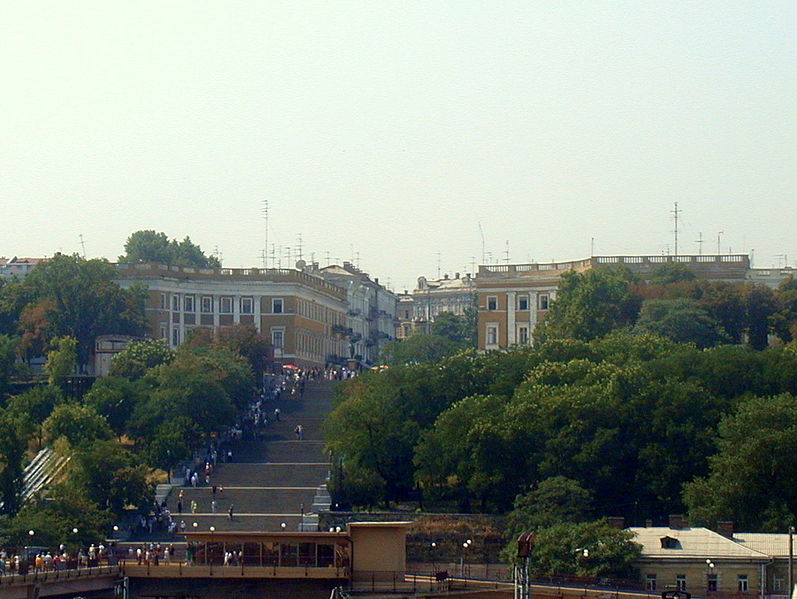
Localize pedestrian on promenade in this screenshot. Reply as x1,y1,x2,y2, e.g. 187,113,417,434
211,500,217,513
191,500,197,514
274,408,280,421
228,504,234,520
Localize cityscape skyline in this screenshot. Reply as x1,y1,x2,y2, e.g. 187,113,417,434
2,2,795,292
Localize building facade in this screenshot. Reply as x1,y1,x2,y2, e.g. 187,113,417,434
309,262,398,367
115,263,348,369
395,273,476,339
476,254,753,351
631,520,796,599
0,256,45,280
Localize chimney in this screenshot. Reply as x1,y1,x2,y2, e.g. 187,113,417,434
607,517,625,530
455,272,460,279
645,519,653,528
669,514,688,529
716,521,734,538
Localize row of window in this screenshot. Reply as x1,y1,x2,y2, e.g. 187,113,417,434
645,574,749,592
486,294,549,312
485,324,530,346
161,294,284,315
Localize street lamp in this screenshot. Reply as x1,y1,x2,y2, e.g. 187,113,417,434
280,522,286,530
789,526,795,599
209,526,216,574
706,559,716,593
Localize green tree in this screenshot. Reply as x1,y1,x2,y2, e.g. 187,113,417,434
17,254,147,367
534,267,641,343
742,283,778,350
45,335,77,390
0,334,19,393
68,440,152,516
0,410,26,514
83,376,149,437
1,483,111,549
633,298,727,348
107,338,174,380
119,230,221,267
4,386,59,449
684,393,797,531
505,476,593,535
431,309,476,346
43,403,114,447
650,262,697,285
525,520,641,578
379,334,461,366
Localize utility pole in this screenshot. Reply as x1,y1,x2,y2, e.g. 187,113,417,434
671,202,682,257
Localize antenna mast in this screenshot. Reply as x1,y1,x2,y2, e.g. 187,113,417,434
671,202,682,257
695,232,704,255
79,234,87,258
478,222,486,264
262,200,269,268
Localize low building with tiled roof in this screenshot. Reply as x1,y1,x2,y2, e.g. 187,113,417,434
630,517,793,599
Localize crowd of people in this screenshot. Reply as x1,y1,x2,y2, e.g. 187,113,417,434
0,543,115,576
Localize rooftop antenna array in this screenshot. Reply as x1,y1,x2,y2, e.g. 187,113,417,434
504,240,510,264
695,232,704,255
79,234,87,258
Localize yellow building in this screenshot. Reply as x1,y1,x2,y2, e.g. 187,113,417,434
115,263,348,369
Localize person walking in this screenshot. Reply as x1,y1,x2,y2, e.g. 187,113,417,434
228,504,234,520
191,500,197,514
274,407,280,421
211,499,217,513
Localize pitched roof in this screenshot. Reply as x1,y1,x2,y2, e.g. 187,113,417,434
629,527,770,559
734,533,792,557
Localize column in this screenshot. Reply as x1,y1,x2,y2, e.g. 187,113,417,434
507,291,516,346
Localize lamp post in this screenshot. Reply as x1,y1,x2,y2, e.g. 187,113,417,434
209,526,215,575
430,541,437,574
789,526,794,599
706,559,716,593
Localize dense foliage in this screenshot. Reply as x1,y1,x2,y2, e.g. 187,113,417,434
328,292,797,534
119,230,221,268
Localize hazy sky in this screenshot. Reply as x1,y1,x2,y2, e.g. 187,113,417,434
2,1,795,292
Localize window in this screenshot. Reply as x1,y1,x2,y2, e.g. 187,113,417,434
172,328,179,346
184,295,195,312
486,325,498,346
271,329,284,349
518,325,529,345
538,294,550,310
241,297,254,314
774,577,784,591
201,296,213,313
707,574,717,592
403,324,412,337
160,324,167,340
220,297,233,314
172,295,180,311
273,298,284,314
676,576,687,591
645,574,657,591
518,295,529,311
160,294,167,310
738,575,748,592
487,296,498,311
404,310,410,319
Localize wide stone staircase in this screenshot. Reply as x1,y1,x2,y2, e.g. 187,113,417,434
163,379,333,534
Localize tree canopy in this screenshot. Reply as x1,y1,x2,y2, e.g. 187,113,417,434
119,230,221,268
